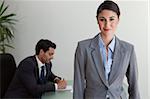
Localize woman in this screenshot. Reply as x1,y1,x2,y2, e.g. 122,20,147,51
73,0,140,99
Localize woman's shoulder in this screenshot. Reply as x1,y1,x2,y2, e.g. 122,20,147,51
78,33,99,46
78,38,92,45
119,39,134,47
118,38,134,51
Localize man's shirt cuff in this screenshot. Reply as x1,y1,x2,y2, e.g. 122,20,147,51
55,83,58,90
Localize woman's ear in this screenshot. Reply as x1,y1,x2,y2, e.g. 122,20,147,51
117,17,120,24
96,16,99,24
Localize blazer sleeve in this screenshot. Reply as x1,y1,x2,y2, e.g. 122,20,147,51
47,62,61,83
18,60,55,97
73,43,86,99
126,46,140,99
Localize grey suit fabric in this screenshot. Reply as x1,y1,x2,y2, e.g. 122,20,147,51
4,56,60,98
73,34,140,99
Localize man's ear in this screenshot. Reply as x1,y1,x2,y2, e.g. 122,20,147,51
39,49,44,54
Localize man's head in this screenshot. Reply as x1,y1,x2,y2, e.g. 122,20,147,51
35,39,56,63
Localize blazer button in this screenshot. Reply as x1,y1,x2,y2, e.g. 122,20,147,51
106,94,109,99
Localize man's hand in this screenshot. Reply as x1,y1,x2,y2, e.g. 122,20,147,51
57,79,67,89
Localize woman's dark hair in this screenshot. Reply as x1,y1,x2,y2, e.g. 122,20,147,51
96,0,120,18
35,39,56,55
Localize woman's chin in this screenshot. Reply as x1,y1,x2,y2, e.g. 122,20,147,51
102,31,113,35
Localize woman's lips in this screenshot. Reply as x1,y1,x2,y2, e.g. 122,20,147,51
104,28,110,31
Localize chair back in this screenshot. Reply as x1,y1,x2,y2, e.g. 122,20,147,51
0,53,16,98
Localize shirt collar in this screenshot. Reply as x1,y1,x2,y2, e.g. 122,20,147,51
108,36,115,52
35,55,45,68
99,34,116,53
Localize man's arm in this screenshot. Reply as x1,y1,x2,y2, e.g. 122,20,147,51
18,60,55,97
47,62,67,89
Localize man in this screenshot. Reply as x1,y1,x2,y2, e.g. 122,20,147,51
5,39,67,98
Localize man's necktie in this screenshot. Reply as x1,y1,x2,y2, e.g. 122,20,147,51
40,65,46,84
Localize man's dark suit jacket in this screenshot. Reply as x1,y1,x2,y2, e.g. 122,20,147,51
4,56,61,98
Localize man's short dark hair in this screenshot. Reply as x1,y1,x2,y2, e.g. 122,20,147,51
35,39,56,55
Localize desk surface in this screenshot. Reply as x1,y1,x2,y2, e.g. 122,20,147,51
42,80,128,99
42,80,73,99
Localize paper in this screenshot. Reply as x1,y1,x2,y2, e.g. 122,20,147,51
57,85,72,91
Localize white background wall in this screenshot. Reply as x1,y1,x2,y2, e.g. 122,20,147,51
4,0,149,98
148,0,150,98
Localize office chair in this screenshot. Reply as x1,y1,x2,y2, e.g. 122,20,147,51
0,53,16,98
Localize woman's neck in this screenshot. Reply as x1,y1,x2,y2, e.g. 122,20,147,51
100,33,114,46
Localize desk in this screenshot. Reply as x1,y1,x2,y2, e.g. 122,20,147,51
42,80,128,99
42,80,73,99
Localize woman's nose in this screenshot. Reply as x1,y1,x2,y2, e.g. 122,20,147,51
104,21,110,28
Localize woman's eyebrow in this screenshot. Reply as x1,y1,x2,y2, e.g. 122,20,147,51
98,16,106,19
110,16,116,18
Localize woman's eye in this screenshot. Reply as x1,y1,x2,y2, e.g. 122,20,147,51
110,18,114,21
99,19,105,21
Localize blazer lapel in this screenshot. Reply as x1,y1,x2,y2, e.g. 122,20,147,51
108,37,125,85
33,56,40,80
90,34,108,87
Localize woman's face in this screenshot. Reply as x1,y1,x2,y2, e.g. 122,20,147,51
97,9,119,36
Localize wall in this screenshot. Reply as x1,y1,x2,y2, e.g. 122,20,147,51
4,0,149,98
148,0,150,98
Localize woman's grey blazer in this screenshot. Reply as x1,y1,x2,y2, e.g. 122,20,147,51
73,34,140,99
